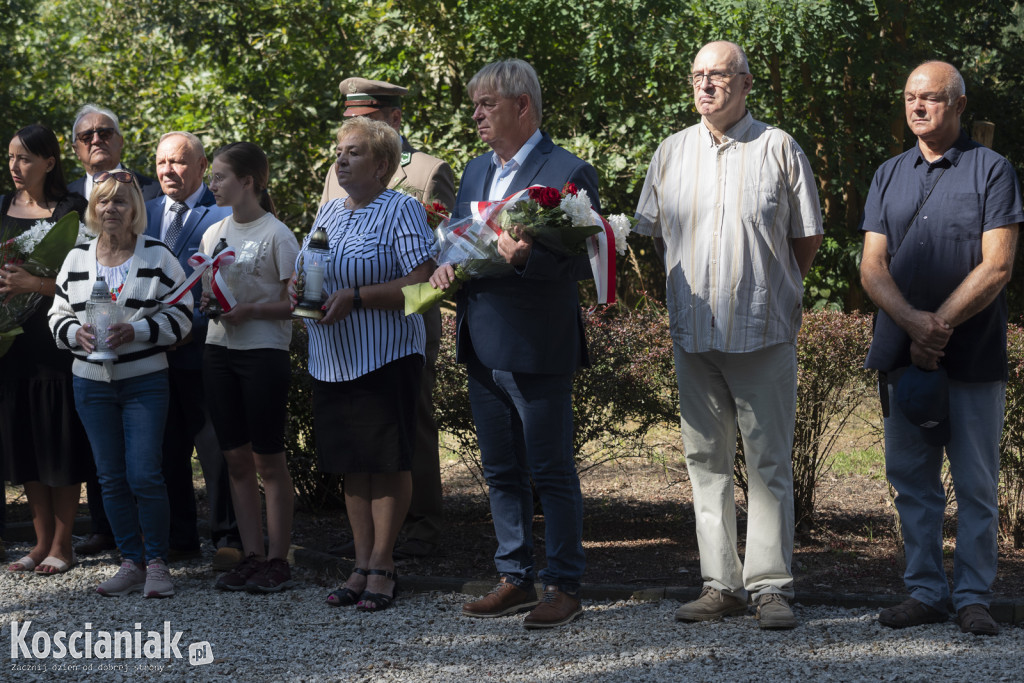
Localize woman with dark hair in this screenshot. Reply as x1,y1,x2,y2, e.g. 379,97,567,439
201,142,299,593
1,124,90,575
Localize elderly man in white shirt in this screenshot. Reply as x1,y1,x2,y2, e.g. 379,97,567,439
634,40,823,630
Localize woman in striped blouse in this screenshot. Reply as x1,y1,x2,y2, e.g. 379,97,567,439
48,172,192,599
297,117,434,612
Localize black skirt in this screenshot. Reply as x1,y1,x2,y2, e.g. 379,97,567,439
313,354,423,474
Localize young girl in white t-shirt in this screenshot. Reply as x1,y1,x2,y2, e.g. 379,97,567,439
200,142,299,593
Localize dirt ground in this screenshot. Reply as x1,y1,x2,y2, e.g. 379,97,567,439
290,455,1024,599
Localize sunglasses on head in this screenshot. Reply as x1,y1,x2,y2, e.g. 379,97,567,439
76,127,117,144
93,171,135,185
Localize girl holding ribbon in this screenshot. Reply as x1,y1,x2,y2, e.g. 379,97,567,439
199,142,299,593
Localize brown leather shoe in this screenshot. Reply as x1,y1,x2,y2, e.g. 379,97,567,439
523,586,583,629
878,598,948,629
956,604,999,636
462,577,539,618
75,534,117,556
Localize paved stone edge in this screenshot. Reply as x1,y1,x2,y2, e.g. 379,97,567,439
291,545,1024,626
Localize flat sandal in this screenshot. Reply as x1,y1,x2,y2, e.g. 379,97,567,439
356,568,398,612
326,567,368,607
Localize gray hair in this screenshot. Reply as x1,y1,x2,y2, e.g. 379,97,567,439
467,59,543,127
72,104,121,138
158,131,206,159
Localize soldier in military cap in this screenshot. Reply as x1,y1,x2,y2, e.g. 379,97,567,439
321,77,454,560
321,77,455,209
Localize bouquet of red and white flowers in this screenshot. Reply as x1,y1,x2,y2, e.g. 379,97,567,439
0,211,92,355
403,184,632,315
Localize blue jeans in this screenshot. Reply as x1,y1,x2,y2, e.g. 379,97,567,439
467,358,585,593
884,368,1004,610
73,371,171,565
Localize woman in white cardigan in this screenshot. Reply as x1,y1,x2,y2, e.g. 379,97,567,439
48,172,192,598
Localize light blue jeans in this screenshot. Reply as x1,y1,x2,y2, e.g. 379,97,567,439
884,367,1004,610
73,371,170,565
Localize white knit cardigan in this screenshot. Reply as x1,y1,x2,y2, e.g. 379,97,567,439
48,236,193,382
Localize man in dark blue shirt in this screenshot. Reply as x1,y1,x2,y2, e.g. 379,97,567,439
860,61,1023,636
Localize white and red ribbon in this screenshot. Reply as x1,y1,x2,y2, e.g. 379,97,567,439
160,247,237,312
469,186,616,305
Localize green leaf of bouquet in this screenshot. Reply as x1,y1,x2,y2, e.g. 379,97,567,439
403,281,459,316
29,212,82,271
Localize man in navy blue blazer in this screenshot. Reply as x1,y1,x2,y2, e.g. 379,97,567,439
432,59,599,630
144,131,239,568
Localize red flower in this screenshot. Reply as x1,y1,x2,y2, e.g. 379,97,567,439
528,186,561,209
562,182,578,196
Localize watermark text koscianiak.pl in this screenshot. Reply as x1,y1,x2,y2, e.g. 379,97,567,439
9,621,213,666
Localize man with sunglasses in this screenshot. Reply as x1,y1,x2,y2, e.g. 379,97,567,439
68,104,161,201
634,40,823,629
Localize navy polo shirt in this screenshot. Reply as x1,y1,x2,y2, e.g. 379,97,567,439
861,131,1024,382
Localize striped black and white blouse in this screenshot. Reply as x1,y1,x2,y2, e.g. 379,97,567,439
301,189,433,382
48,237,193,382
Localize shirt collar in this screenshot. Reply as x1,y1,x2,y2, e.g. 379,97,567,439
700,112,754,148
913,129,970,168
164,183,207,212
490,128,543,172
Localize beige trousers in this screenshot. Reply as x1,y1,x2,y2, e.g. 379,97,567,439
673,342,797,600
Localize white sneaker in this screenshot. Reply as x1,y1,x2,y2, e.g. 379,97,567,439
96,560,146,597
144,558,175,598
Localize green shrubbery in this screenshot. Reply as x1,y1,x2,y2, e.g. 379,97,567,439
284,308,1024,551
999,324,1024,548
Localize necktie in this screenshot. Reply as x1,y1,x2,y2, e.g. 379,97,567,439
165,202,188,250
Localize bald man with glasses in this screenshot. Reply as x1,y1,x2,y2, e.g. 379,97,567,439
634,40,823,629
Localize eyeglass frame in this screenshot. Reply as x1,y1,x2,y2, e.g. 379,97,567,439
93,170,136,185
75,127,118,144
690,71,748,87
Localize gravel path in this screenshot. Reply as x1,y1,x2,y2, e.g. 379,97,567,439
3,544,1020,682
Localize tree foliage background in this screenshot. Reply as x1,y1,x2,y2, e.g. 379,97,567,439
3,0,1024,312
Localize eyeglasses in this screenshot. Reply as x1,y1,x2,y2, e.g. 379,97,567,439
691,71,747,87
75,127,117,144
93,171,135,184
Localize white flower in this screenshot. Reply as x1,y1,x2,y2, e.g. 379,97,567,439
606,214,633,254
76,222,96,244
11,220,53,255
559,189,594,227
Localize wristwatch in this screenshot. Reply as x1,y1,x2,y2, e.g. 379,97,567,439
352,286,362,310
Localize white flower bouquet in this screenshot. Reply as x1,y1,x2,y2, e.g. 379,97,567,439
0,211,93,355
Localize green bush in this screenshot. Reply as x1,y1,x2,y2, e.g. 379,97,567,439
432,301,680,481
733,310,875,530
999,324,1024,548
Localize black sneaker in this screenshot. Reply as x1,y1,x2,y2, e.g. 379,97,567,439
215,553,264,591
245,558,292,593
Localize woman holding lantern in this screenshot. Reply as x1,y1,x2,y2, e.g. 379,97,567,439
294,117,434,612
199,142,299,593
48,171,192,598
1,124,89,575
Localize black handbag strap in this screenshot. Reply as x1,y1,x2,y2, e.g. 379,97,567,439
890,165,948,258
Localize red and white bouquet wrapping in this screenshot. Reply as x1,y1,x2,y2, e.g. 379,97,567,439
403,184,632,315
